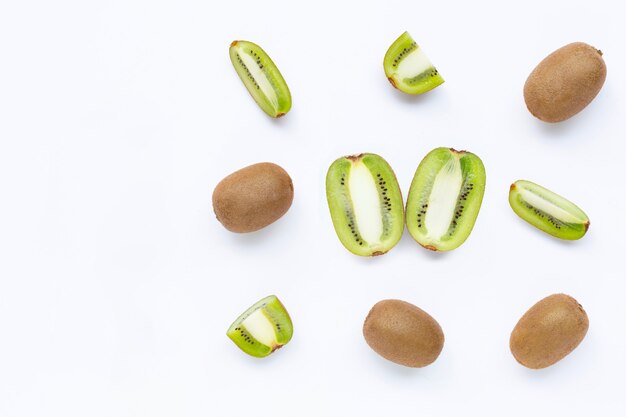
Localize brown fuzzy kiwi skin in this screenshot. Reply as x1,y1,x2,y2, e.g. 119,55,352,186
212,162,294,233
510,294,589,369
363,299,444,368
524,42,606,122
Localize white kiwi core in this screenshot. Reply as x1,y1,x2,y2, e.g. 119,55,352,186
237,50,277,108
516,186,584,223
396,47,433,79
349,161,383,245
424,156,463,238
242,309,277,347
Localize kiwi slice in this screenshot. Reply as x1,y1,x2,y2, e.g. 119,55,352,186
229,40,292,118
326,153,404,256
406,148,486,251
226,295,293,358
509,180,589,240
383,31,444,94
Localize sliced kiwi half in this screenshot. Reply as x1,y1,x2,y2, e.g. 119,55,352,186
406,148,486,251
326,153,404,256
383,31,444,94
229,40,292,118
226,295,293,358
509,180,589,240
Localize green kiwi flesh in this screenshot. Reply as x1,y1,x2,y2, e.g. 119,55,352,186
326,153,404,256
383,31,444,94
227,295,293,358
509,180,589,240
406,148,486,251
229,40,292,117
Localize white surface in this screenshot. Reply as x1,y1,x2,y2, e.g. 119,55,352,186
0,0,625,415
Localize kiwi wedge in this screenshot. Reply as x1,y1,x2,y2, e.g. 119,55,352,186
509,180,589,240
326,153,404,256
406,148,486,251
229,40,292,118
227,295,293,358
383,31,444,94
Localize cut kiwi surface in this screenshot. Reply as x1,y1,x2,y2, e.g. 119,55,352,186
509,180,589,240
383,31,444,94
406,148,485,251
326,153,404,256
229,40,292,118
227,295,293,358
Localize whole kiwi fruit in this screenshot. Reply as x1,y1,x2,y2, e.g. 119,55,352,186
212,162,294,233
510,294,589,369
363,299,444,368
524,42,606,122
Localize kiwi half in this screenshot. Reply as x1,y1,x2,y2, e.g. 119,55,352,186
326,153,404,256
406,148,486,251
509,180,589,240
229,40,292,118
383,31,444,94
226,295,293,358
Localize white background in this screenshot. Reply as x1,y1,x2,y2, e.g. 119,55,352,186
0,0,625,415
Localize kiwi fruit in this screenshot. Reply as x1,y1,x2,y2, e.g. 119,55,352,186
326,153,404,256
510,294,589,369
509,180,589,240
229,40,292,118
383,31,444,94
363,299,444,368
227,295,293,358
212,162,294,233
405,147,486,251
524,42,606,122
